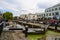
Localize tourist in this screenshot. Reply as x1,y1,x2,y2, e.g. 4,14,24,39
25,25,28,38
0,24,3,36
0,18,7,37
55,20,59,30
49,18,56,26
58,20,60,26
0,19,3,37
2,18,6,28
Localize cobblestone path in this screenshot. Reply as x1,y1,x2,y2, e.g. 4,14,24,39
0,31,14,40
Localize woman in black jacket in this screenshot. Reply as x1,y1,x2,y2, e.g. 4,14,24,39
0,20,3,37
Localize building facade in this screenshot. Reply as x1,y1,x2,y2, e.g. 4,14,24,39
45,3,60,19
27,13,38,20
20,14,27,19
20,3,60,20
36,13,45,19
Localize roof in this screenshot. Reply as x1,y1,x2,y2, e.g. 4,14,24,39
46,3,60,9
53,3,60,7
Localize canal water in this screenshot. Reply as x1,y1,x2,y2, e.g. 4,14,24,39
1,23,60,40
28,30,60,40
26,26,60,40
16,24,60,40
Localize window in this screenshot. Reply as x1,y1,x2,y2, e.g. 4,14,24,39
55,12,59,15
38,15,41,17
33,16,35,18
59,7,60,10
52,13,54,16
52,9,54,11
46,14,48,16
44,14,45,16
55,8,58,10
49,13,51,16
49,10,51,12
47,10,48,12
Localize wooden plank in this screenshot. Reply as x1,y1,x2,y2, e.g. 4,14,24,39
19,21,45,28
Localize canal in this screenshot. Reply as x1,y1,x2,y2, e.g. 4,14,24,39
20,24,60,40
28,30,60,40
1,22,60,40
15,23,60,40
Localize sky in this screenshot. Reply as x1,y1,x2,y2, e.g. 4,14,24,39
0,0,60,16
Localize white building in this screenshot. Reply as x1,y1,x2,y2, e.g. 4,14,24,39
45,3,60,19
20,14,27,19
36,13,45,19
27,13,38,20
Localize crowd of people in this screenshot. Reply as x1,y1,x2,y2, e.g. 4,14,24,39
43,18,60,28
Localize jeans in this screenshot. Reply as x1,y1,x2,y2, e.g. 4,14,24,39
50,22,55,26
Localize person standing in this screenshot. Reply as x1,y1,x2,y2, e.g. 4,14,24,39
25,25,28,38
0,18,7,37
55,20,58,31
49,18,56,26
2,18,6,28
0,19,3,37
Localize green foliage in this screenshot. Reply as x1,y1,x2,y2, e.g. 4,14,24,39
13,16,17,20
3,12,13,20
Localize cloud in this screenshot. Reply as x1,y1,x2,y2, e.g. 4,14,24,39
37,0,60,8
0,0,22,16
0,0,60,16
0,0,20,11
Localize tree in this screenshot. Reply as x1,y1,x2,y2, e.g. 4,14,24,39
3,12,13,20
13,16,18,20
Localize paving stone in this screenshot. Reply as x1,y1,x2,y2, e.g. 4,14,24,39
0,31,14,40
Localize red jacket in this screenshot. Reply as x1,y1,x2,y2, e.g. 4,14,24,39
50,19,56,23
